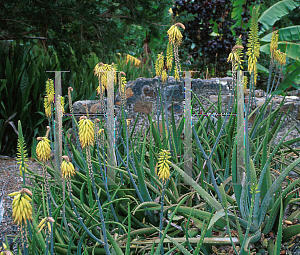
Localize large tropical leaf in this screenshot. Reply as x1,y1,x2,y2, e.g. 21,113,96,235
258,0,299,34
261,26,300,42
260,42,300,61
274,65,300,93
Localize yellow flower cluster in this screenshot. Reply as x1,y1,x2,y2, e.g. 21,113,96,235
161,70,168,82
166,42,173,70
36,137,51,161
274,50,287,66
167,23,185,45
8,188,33,226
244,76,248,91
16,129,29,176
44,79,64,118
61,156,76,178
246,7,260,84
155,53,165,77
44,79,54,118
120,76,127,93
94,62,116,95
37,217,55,234
126,54,141,67
46,79,54,104
270,31,278,55
61,97,65,114
227,45,244,70
78,116,94,148
44,97,51,118
174,66,180,81
157,149,171,181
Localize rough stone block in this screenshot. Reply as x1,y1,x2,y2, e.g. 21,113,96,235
133,101,152,114
142,85,156,98
90,102,106,114
73,100,100,114
280,102,295,113
209,95,218,102
126,87,134,98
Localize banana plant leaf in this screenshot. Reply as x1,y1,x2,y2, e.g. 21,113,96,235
258,0,299,34
261,25,300,42
260,42,300,61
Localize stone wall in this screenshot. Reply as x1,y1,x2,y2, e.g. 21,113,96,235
72,76,300,147
73,76,233,118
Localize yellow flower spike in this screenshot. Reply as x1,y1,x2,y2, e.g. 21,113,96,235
167,23,185,45
161,70,168,82
46,79,55,104
227,40,244,71
279,52,287,66
166,42,173,70
126,54,141,67
16,126,29,176
270,31,278,55
61,156,76,178
246,7,260,85
174,66,180,81
61,97,65,114
44,97,52,118
244,76,248,91
11,190,32,226
155,53,165,77
36,137,51,161
120,76,127,93
157,149,172,182
94,62,117,95
78,116,94,148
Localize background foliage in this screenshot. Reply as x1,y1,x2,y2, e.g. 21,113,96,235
0,0,300,155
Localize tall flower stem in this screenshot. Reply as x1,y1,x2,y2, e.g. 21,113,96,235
159,182,166,255
86,148,111,255
42,164,54,254
162,80,173,155
95,137,120,230
21,223,29,255
85,147,94,207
